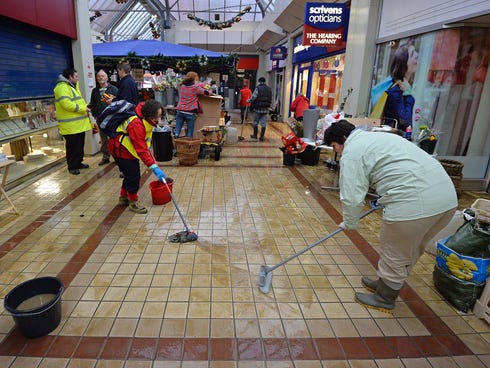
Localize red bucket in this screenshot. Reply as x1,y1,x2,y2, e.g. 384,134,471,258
149,178,173,205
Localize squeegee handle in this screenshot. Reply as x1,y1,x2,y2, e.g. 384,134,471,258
266,206,379,273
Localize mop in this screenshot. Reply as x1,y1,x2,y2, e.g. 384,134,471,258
238,106,248,141
160,178,198,243
258,201,382,294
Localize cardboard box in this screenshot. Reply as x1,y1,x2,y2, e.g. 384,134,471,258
436,236,490,283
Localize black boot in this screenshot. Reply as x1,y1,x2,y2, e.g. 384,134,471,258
250,126,258,139
259,126,266,141
355,279,400,314
361,276,378,292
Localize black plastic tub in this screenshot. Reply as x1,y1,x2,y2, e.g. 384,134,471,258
4,276,64,338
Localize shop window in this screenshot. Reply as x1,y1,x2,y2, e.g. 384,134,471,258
371,28,490,178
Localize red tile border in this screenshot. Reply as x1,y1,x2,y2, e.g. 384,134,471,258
237,338,264,360
156,338,183,360
73,336,105,359
210,338,237,361
100,337,132,359
182,338,209,360
128,337,158,360
46,336,80,358
263,338,290,360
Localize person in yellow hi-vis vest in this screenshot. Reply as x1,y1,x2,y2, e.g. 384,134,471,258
108,99,166,214
53,68,93,175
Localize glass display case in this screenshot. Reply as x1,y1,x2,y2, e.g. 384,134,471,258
0,99,65,189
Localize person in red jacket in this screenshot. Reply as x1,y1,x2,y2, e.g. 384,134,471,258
108,99,166,214
238,83,252,124
290,93,310,121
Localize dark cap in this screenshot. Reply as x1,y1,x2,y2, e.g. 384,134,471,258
258,77,266,83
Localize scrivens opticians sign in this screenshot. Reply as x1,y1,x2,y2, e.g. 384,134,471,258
303,3,348,46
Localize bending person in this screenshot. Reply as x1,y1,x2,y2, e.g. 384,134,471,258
323,120,457,313
108,99,166,214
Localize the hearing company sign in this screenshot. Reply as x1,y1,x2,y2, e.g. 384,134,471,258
303,3,348,47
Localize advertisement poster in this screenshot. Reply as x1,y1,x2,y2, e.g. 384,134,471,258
371,28,489,163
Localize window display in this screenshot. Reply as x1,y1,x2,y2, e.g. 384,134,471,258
371,27,490,179
0,99,65,189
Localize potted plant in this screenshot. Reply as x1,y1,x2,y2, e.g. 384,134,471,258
414,108,439,154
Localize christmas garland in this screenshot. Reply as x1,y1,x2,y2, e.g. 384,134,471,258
187,6,251,30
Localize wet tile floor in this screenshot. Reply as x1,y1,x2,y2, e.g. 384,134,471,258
0,115,489,367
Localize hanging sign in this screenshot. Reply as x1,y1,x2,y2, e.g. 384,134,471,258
270,46,287,60
303,3,347,47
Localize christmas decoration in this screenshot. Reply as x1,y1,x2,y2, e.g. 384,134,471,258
149,21,160,39
90,11,102,23
187,6,251,30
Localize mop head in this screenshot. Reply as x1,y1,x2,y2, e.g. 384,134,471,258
258,265,273,294
168,231,198,243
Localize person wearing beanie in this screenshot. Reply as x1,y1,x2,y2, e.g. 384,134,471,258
323,119,457,313
247,77,272,141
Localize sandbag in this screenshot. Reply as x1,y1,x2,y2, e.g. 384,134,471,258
433,264,485,313
445,209,490,258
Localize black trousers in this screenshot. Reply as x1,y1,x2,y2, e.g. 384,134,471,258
114,157,141,196
63,132,86,171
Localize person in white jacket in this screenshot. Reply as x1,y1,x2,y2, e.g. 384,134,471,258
323,120,457,313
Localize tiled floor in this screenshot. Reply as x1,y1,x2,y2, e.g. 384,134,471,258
0,113,489,367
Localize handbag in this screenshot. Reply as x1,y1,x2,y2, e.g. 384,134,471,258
369,81,399,119
197,100,203,114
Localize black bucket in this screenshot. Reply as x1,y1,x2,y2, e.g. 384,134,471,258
4,276,64,338
283,152,295,166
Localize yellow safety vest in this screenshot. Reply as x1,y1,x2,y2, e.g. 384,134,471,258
53,81,92,135
116,116,154,160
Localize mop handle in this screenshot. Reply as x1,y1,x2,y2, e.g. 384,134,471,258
161,178,191,233
266,206,379,273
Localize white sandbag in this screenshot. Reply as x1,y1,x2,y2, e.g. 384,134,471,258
425,210,465,255
225,127,238,145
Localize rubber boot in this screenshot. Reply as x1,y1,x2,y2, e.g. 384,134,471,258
259,126,266,141
129,200,148,214
361,276,378,292
118,196,129,206
250,126,258,139
355,279,400,314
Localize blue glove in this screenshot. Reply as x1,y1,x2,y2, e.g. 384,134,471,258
152,167,166,181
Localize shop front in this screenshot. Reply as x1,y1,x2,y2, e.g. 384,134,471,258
290,34,346,115
370,27,490,188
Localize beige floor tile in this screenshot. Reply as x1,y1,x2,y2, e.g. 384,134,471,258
85,318,114,336
109,318,138,336
329,318,360,337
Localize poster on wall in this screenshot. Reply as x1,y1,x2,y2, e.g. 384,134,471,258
370,28,489,160
303,3,348,47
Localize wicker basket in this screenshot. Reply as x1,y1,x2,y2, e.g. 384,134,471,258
471,199,490,226
175,137,201,166
439,159,464,176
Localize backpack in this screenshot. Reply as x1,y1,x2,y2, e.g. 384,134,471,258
96,100,135,138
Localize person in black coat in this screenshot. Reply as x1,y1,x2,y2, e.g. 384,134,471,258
89,69,118,165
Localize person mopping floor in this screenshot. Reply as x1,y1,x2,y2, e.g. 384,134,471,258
323,120,457,314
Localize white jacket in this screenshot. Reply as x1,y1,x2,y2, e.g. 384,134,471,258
339,129,457,228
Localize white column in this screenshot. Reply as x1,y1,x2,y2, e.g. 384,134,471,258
341,0,381,117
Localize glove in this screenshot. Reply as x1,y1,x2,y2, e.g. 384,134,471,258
149,164,166,181
370,198,384,209
338,222,347,230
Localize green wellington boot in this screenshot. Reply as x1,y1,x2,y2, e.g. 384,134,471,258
355,279,400,314
128,200,148,214
361,276,379,292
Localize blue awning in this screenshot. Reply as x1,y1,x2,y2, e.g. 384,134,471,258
93,40,225,58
